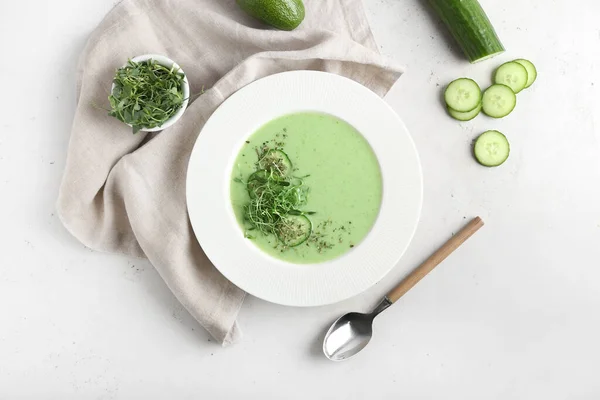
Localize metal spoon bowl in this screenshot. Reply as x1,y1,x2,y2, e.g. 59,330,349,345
323,298,391,361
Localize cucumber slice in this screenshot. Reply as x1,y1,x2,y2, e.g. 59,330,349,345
448,103,482,121
277,214,312,247
247,170,269,198
473,130,510,167
482,84,516,118
429,0,505,63
444,78,482,112
247,169,289,198
258,149,292,176
494,62,528,93
513,59,537,88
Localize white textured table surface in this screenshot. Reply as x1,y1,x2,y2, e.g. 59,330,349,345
2,0,600,398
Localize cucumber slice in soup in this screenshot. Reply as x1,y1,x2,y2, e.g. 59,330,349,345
448,103,482,121
247,170,269,198
277,214,312,247
482,84,517,118
258,149,292,176
494,62,528,93
473,130,510,167
247,169,289,198
513,59,537,88
444,78,482,112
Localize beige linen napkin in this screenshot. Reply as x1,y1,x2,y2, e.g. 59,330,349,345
57,0,403,345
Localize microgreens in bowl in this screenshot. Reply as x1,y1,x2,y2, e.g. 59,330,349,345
109,57,187,133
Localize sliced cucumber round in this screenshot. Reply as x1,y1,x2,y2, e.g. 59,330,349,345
482,84,517,118
444,78,482,112
448,103,482,121
513,59,537,88
473,130,510,167
494,62,528,93
258,149,292,176
247,170,269,198
277,214,312,247
247,169,289,198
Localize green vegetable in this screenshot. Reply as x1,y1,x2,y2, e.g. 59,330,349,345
240,148,313,247
513,59,537,88
494,61,528,93
277,215,312,247
236,0,305,31
481,84,516,118
444,60,537,120
448,103,481,121
258,149,293,176
428,0,504,63
246,169,289,199
109,59,185,133
444,78,482,112
473,130,510,167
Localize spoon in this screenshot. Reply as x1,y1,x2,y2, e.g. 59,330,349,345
323,217,485,361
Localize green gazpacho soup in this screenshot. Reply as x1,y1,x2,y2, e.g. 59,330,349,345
230,112,382,264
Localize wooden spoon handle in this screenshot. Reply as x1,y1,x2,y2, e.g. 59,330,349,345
386,217,484,304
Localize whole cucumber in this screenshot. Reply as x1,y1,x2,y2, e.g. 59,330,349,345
429,0,504,63
237,0,305,31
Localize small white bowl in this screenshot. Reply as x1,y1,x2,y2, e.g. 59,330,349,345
111,54,190,132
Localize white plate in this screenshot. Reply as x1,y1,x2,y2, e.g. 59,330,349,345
187,71,422,306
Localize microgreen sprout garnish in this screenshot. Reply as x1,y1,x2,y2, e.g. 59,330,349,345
108,59,185,133
237,145,355,252
235,146,312,247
